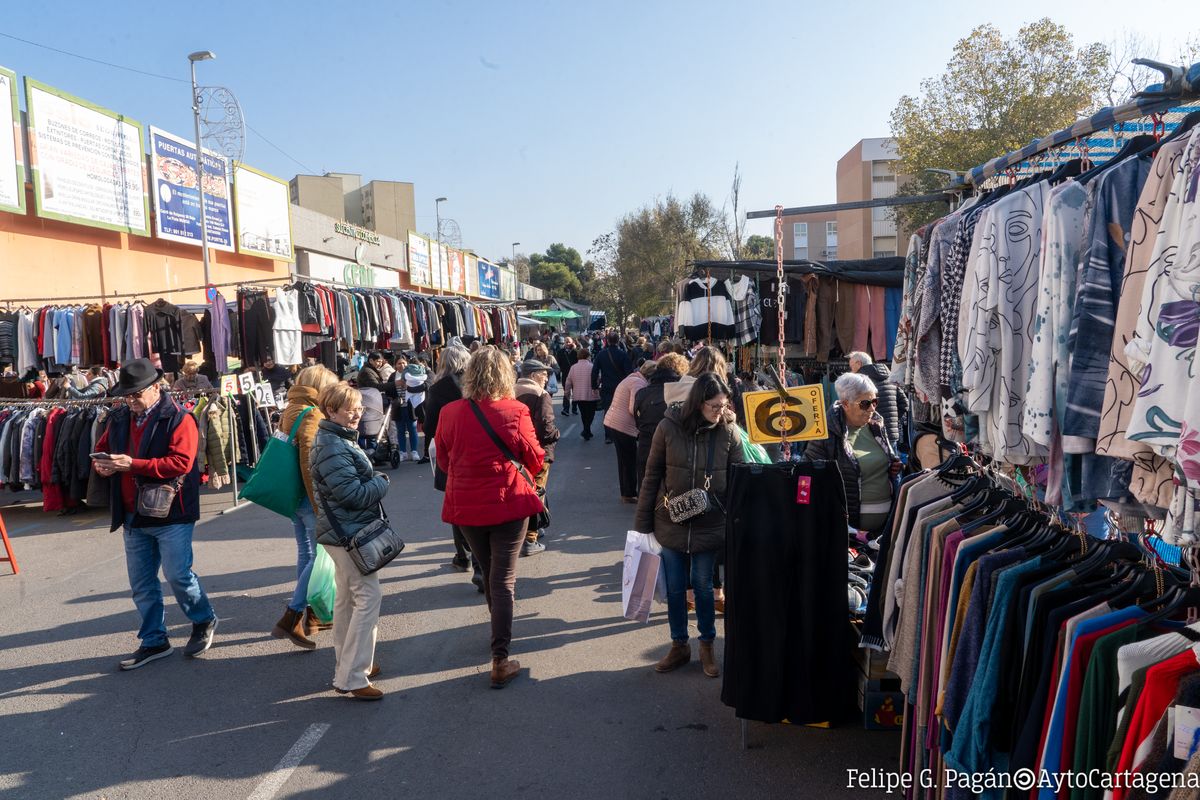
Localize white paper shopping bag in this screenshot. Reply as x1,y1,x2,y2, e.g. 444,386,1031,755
622,531,662,623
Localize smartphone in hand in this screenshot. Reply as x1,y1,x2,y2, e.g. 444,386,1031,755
89,452,112,461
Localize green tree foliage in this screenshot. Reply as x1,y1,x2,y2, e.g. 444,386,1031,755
889,19,1109,230
742,234,775,259
527,242,594,301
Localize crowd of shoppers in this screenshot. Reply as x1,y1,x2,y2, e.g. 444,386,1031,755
84,326,912,696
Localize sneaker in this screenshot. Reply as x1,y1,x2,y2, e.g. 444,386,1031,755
398,452,408,463
520,539,546,557
119,642,173,671
184,617,218,657
409,450,420,462
417,456,431,464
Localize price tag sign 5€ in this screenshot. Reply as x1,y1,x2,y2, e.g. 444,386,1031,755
741,384,828,445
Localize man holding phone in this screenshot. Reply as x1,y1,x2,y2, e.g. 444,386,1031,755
93,359,217,671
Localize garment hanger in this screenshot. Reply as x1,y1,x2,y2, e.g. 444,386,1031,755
1077,134,1157,185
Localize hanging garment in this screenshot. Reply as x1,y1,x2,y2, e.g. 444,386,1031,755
271,286,303,366
676,276,736,341
720,462,849,724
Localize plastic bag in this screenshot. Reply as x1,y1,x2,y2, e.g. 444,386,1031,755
306,546,336,623
733,423,772,464
622,531,662,623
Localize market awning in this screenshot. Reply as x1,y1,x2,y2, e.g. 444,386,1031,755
517,315,542,327
526,308,581,320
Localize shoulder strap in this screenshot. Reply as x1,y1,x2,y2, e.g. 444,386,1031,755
287,406,316,444
704,428,718,477
468,400,536,491
317,491,351,543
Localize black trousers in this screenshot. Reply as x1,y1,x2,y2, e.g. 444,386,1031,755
575,401,597,437
607,427,638,498
720,462,850,724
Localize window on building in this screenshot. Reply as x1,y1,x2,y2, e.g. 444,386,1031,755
793,222,808,246
873,235,897,258
794,246,808,260
826,221,838,247
872,161,896,182
823,246,838,260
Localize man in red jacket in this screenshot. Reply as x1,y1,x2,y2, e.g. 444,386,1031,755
94,359,217,671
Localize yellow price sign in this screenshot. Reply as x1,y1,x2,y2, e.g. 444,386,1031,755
741,384,828,445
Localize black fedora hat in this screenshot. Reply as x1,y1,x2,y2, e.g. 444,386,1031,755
111,358,164,396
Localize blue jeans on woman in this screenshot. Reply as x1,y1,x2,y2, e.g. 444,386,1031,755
397,404,419,452
660,547,716,643
288,497,317,612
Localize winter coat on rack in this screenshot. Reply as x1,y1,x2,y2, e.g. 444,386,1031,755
204,397,234,481
633,407,743,554
860,362,907,446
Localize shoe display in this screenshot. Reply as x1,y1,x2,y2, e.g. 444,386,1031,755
184,617,218,657
654,642,691,673
520,540,546,557
272,607,316,650
119,642,173,671
490,657,521,689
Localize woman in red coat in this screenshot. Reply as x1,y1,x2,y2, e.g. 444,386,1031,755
435,345,545,688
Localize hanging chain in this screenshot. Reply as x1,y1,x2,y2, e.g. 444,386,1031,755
774,205,790,460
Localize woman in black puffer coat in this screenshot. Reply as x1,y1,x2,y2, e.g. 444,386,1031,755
634,373,744,679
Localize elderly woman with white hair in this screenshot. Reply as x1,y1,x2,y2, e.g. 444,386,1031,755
805,371,901,540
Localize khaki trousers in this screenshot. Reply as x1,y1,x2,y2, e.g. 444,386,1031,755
323,543,382,691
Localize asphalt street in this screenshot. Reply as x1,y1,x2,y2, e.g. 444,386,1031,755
0,402,898,799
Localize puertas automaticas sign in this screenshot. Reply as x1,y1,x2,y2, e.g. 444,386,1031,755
741,384,828,445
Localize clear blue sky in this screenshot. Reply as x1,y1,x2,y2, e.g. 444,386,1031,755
4,0,1199,264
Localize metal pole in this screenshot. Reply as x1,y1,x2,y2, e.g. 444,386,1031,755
191,60,211,289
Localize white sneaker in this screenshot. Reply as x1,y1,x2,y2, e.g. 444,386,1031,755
410,450,420,461
398,452,408,462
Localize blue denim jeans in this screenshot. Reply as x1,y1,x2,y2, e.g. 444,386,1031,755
660,547,716,643
123,514,215,647
397,404,418,452
289,497,317,612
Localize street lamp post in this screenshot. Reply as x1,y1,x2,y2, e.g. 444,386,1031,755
188,50,215,289
512,242,520,265
435,197,447,246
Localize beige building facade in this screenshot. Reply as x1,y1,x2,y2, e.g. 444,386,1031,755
289,173,417,241
835,137,905,259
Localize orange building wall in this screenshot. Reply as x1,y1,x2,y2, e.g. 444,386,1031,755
0,186,290,305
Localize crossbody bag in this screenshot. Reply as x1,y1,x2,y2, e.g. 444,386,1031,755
663,430,720,524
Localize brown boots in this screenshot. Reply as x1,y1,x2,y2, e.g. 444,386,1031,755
699,641,720,678
490,657,521,689
272,608,316,650
305,606,332,633
655,642,691,673
655,641,719,676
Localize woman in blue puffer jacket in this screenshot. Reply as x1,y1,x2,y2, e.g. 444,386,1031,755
310,382,391,701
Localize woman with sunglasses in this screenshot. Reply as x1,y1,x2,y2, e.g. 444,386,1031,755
806,372,901,543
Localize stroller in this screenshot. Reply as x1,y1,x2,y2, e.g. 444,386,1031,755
359,391,402,469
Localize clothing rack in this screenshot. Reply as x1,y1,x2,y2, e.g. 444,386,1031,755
957,58,1200,186
1,275,296,308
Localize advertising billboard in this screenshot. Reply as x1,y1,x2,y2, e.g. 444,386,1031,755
0,66,23,214
447,248,465,295
25,77,149,235
233,163,293,260
465,253,479,297
149,126,233,251
408,232,431,287
477,258,500,299
499,265,516,301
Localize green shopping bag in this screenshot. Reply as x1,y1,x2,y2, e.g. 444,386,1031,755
238,406,316,517
733,423,772,464
307,546,336,623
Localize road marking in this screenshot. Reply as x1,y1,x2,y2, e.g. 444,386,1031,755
562,424,578,438
247,723,330,800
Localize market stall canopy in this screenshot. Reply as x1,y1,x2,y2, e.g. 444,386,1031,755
691,256,905,287
518,315,542,327
526,308,581,320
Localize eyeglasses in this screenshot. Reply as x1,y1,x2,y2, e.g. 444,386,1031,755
703,400,728,412
857,398,879,411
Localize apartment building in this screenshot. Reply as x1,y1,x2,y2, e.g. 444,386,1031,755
289,172,417,240
835,137,905,259
780,210,840,262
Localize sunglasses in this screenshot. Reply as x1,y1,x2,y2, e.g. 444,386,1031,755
857,398,879,411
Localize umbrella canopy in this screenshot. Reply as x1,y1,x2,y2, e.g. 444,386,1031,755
526,308,581,320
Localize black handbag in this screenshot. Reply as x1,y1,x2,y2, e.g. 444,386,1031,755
317,494,405,576
468,400,551,530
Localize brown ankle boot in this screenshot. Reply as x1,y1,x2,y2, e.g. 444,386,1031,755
306,606,332,632
699,641,720,678
271,608,316,650
655,641,691,673
490,657,521,689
